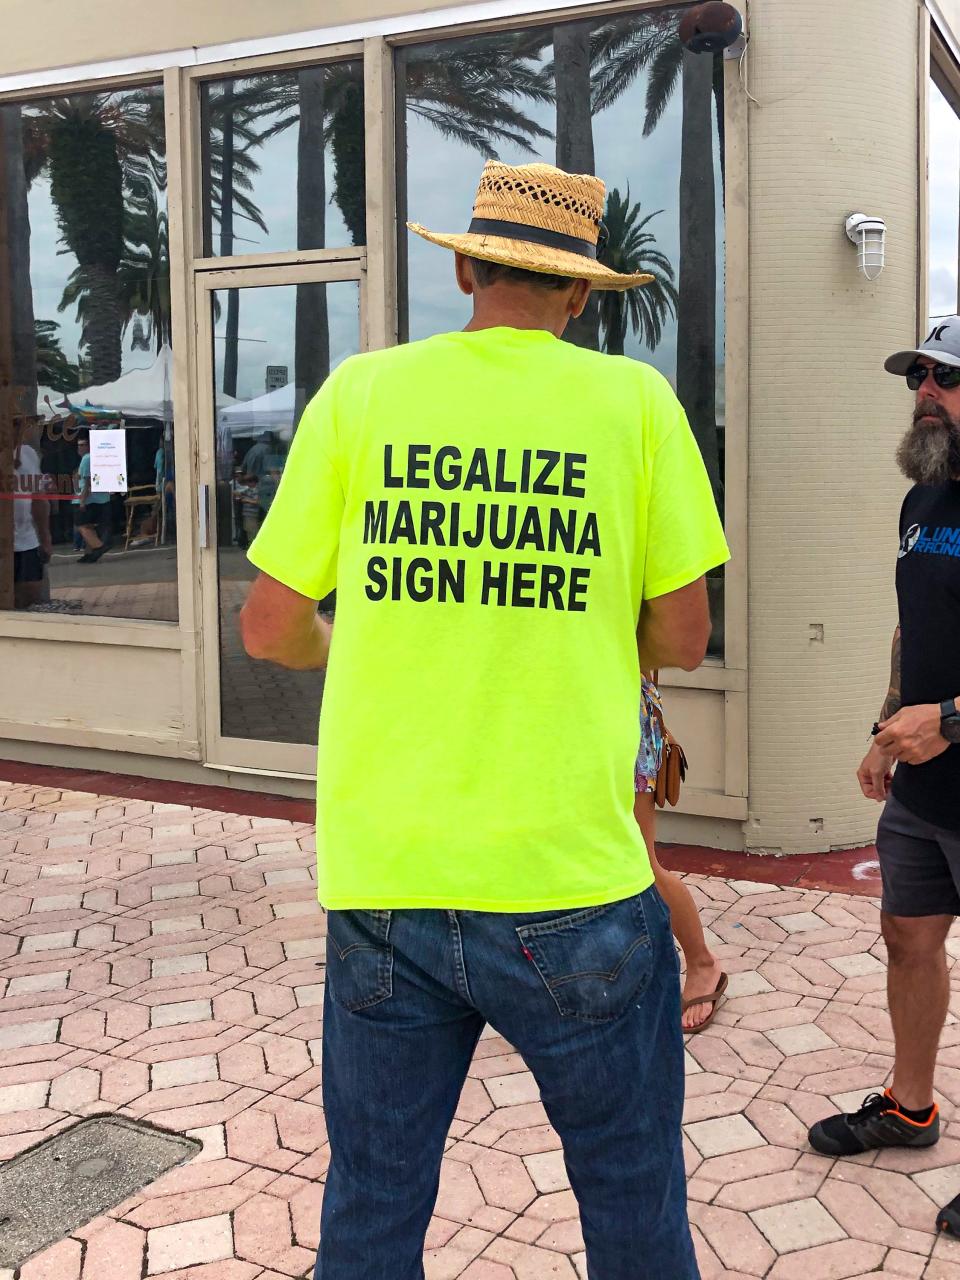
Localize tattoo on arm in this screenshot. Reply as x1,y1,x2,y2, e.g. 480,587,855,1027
879,626,902,722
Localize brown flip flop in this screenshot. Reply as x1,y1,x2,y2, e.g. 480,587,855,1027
681,971,728,1035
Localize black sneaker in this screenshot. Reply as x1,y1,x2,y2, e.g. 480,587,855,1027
808,1090,939,1156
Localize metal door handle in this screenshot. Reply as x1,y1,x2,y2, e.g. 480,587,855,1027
198,483,210,549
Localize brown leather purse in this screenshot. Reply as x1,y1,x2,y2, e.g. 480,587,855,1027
649,671,689,809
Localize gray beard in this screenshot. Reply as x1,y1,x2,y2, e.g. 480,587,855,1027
896,416,960,486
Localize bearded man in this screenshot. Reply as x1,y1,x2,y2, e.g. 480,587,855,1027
808,321,960,1162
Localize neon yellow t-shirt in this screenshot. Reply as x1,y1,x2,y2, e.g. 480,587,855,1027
248,327,729,911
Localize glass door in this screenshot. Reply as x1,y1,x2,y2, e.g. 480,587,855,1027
195,260,364,775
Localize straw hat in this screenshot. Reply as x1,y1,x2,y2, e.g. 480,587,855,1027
408,160,653,292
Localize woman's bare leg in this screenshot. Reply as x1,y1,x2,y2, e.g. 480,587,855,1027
634,791,724,1030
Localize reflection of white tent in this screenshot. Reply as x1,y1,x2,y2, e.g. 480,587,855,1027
218,383,303,442
63,346,235,422
36,387,69,421
68,345,176,422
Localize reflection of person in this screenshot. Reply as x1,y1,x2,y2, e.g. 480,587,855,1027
72,433,112,563
13,416,52,609
634,674,726,1032
809,321,960,1162
238,161,729,1279
242,431,282,525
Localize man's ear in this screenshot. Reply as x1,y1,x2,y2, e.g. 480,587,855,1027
568,279,592,319
455,253,475,298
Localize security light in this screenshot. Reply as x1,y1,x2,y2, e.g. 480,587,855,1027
845,213,886,281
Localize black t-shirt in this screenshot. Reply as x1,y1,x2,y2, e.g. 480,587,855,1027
892,481,960,829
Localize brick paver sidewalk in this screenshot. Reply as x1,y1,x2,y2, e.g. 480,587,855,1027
0,779,959,1278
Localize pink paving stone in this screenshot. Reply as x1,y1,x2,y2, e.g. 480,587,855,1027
151,1054,219,1090
460,1262,516,1279
260,1095,327,1154
436,1159,487,1224
714,1165,826,1212
148,1263,261,1280
99,1058,150,1104
147,1214,233,1273
145,1157,249,1201
0,1018,59,1050
425,1224,495,1276
78,1219,145,1280
456,1076,496,1123
690,1203,777,1275
128,1183,253,1229
18,1237,83,1279
482,1236,581,1277
48,1066,99,1111
465,1146,539,1212
696,1146,798,1182
751,1197,847,1254
766,1239,886,1278
226,1106,284,1165
504,1215,548,1244
147,1085,266,1132
151,998,213,1028
485,1071,541,1108
133,1080,237,1118
495,1124,563,1156
535,1216,584,1254
232,1192,315,1274
881,1250,927,1278
816,1177,932,1253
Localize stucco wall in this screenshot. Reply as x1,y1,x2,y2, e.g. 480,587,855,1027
744,0,921,852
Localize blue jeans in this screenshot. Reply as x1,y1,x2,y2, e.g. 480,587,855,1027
315,888,698,1280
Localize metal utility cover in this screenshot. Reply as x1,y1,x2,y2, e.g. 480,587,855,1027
0,1115,200,1269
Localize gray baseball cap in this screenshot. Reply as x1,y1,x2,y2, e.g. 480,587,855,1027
886,316,960,374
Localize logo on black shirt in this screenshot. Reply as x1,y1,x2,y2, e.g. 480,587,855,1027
899,524,921,558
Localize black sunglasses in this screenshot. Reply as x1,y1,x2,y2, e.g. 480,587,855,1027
906,362,960,390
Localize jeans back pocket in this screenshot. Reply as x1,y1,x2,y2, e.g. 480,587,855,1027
516,895,654,1023
326,909,394,1012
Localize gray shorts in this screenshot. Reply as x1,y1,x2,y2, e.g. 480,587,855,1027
877,795,960,917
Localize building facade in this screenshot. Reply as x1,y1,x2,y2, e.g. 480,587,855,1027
0,0,952,853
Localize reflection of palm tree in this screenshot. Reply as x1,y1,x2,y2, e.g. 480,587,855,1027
0,103,37,410
46,105,124,384
396,36,553,340
209,44,553,380
597,189,677,356
60,180,171,359
295,67,329,413
400,35,553,153
23,90,167,386
202,80,273,396
34,320,79,392
553,21,599,351
591,14,723,498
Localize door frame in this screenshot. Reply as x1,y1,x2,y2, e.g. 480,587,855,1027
194,258,366,776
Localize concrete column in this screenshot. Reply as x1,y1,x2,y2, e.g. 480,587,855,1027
745,0,922,852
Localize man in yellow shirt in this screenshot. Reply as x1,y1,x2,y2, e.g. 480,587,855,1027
241,161,728,1279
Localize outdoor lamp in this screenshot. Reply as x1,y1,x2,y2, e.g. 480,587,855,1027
844,213,886,281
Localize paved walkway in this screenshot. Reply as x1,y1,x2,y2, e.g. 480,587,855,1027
0,779,958,1279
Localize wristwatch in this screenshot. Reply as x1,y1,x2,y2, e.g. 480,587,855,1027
940,699,960,745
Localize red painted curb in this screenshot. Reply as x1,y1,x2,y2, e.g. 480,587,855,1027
0,758,879,896
0,758,314,825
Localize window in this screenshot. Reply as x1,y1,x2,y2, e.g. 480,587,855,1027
0,84,175,621
929,59,960,324
199,62,366,260
396,7,727,654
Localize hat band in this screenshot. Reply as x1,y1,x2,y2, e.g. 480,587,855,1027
467,217,598,260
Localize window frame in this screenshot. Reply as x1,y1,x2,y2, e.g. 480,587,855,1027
0,0,748,815
0,71,184,642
